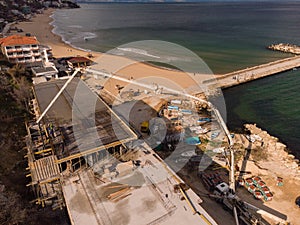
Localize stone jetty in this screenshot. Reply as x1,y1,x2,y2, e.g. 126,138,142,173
268,43,300,54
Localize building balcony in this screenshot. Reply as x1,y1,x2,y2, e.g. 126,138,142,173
24,53,32,57
18,59,25,63
7,54,18,59
22,46,32,51
31,45,39,50
22,48,31,52
16,54,24,58
35,58,42,62
6,48,16,53
25,59,34,63
15,48,23,52
33,52,41,56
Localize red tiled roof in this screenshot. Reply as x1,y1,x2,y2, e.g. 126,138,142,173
0,35,39,47
67,57,92,64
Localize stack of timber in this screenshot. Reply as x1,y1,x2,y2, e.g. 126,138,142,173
106,184,132,202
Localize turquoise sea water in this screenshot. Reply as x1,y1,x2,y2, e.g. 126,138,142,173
223,70,300,158
52,2,300,158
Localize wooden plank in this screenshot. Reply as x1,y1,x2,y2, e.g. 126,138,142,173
31,155,60,182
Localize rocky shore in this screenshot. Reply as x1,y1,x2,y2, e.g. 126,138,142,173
0,0,79,35
244,124,300,180
268,43,300,55
235,124,300,224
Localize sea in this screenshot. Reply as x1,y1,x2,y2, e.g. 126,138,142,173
51,1,300,159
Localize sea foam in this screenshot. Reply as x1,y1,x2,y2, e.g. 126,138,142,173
116,47,160,59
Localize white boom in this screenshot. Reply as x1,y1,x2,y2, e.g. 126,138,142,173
36,69,80,124
86,68,236,191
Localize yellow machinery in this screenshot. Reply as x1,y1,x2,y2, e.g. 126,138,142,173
140,121,149,133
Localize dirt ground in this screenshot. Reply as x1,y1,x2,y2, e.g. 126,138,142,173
234,131,300,225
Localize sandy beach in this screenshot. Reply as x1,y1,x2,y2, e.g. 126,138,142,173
14,9,215,97
15,9,100,58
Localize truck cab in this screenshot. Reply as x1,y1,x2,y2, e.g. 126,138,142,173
213,182,235,198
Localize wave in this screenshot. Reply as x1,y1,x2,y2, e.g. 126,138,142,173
50,11,98,52
68,32,98,42
164,56,191,62
68,25,83,29
50,16,96,53
115,47,193,63
116,47,160,59
84,32,98,40
50,13,69,20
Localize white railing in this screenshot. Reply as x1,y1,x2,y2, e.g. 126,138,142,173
31,45,39,50
7,54,17,58
22,46,32,51
24,53,32,57
6,48,15,53
16,54,24,58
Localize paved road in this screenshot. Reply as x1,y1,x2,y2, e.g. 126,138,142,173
0,22,15,37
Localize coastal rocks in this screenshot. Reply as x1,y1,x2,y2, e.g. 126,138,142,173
244,124,300,176
287,154,295,160
275,142,286,151
0,1,80,34
245,124,261,135
238,124,300,224
284,161,299,169
258,130,269,139
268,43,300,54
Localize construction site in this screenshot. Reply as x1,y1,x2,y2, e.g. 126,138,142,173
23,65,294,225
25,75,219,225
26,76,138,205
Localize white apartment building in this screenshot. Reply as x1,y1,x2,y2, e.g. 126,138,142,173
0,35,44,64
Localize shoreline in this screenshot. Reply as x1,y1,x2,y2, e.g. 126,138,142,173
16,8,101,59
227,115,299,160
48,13,99,56
14,8,299,162
16,8,297,161
235,124,300,225
21,9,213,86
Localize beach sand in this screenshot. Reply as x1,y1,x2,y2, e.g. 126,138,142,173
14,9,215,97
16,9,100,58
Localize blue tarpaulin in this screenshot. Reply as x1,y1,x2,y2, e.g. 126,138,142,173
168,105,179,110
198,118,211,123
180,109,192,115
185,136,201,145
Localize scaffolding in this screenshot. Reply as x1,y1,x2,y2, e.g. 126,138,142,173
25,78,137,209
